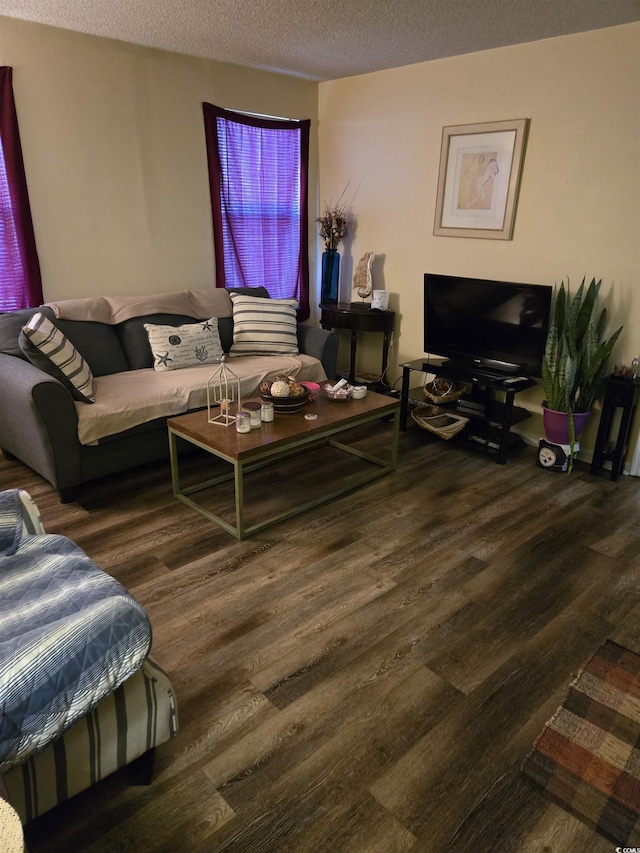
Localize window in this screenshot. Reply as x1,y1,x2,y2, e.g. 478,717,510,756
0,67,42,312
203,103,310,321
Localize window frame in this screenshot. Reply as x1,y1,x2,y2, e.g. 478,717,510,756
203,103,310,321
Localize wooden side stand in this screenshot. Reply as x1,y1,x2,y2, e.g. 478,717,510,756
320,302,394,389
590,374,640,480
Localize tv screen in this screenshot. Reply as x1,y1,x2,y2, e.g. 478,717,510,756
424,274,552,377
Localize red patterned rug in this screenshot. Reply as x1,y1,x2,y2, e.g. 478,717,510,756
523,640,640,846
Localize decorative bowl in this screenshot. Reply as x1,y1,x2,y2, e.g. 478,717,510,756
259,387,310,413
299,381,320,400
323,382,353,401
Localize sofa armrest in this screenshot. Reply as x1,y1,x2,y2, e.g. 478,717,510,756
0,353,82,491
297,324,338,379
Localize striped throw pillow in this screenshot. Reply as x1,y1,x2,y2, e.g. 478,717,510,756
21,313,95,403
229,294,299,357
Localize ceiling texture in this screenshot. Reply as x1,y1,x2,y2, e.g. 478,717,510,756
0,0,638,81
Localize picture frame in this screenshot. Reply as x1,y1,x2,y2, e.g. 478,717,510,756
433,118,530,240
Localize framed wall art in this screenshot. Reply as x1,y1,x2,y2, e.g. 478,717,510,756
433,118,530,240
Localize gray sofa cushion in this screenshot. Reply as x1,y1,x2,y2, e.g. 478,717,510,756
52,317,129,377
217,317,234,353
117,313,199,369
0,307,128,377
0,308,47,359
0,289,273,372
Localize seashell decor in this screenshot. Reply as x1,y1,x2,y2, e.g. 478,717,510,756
353,252,373,300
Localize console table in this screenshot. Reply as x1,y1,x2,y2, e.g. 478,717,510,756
320,302,394,389
400,357,535,464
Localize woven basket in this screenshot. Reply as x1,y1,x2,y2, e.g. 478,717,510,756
411,404,469,440
423,377,471,405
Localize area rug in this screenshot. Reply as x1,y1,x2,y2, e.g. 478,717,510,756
522,640,640,846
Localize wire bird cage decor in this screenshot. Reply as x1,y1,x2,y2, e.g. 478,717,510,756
207,356,241,426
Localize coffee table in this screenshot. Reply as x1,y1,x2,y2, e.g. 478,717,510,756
167,390,400,539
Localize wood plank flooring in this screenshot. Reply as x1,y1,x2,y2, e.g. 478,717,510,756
2,421,639,853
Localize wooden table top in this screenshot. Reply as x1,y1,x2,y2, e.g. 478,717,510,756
167,389,399,462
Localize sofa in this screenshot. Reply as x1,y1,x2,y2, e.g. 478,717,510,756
0,488,178,823
0,287,338,501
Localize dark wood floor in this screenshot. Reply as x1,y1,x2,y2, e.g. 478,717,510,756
2,420,639,853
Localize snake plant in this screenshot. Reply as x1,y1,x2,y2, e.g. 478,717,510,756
542,277,622,467
542,277,622,413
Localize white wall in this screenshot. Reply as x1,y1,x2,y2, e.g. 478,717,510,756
0,17,318,302
318,23,640,454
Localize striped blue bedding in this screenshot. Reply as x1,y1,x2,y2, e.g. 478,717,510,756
0,489,152,773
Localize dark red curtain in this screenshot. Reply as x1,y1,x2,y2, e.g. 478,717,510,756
0,67,43,311
203,103,310,321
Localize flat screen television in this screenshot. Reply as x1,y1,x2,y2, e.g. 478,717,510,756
424,273,552,377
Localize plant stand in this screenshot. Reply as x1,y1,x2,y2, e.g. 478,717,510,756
590,374,640,480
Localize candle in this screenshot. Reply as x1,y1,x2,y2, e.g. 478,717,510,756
242,401,262,428
235,411,251,433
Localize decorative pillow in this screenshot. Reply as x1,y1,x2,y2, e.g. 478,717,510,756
143,318,223,371
229,294,299,357
20,313,95,403
119,313,199,369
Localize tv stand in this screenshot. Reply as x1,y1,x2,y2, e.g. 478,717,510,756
443,357,518,376
399,358,535,464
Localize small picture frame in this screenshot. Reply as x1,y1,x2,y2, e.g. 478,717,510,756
434,118,530,240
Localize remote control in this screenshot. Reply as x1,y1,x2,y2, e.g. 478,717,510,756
331,378,348,392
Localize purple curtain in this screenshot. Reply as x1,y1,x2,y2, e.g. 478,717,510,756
203,103,310,321
0,67,43,312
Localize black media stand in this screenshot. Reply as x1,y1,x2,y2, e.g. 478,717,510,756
399,358,536,464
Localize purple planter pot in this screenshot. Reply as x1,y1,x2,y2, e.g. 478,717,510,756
542,403,591,445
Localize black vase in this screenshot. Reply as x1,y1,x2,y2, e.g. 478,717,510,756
321,249,340,303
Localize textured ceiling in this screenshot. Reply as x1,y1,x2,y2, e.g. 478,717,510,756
0,0,638,80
